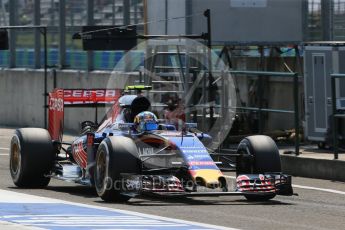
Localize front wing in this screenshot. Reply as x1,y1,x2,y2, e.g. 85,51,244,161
121,173,294,197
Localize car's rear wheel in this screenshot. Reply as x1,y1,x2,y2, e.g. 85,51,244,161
236,135,281,201
94,136,140,202
10,128,55,188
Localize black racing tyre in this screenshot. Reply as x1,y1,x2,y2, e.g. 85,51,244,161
10,128,55,188
236,135,281,201
94,136,140,202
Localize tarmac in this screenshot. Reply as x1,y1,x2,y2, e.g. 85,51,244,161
280,145,345,182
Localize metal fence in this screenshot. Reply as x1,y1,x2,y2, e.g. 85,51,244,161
333,0,345,40
308,0,323,40
308,0,345,41
331,73,345,159
2,0,345,70
0,0,144,70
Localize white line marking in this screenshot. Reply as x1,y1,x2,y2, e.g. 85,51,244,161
0,220,43,230
0,147,9,150
0,190,56,203
94,229,149,230
292,184,345,195
0,154,9,156
223,175,345,195
0,189,238,230
26,224,186,227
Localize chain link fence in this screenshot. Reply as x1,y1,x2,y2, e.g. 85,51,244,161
1,0,345,70
0,0,144,70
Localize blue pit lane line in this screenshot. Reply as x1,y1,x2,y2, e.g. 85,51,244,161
0,203,188,229
0,190,235,230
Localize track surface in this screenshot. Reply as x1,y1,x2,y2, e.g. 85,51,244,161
1,127,345,230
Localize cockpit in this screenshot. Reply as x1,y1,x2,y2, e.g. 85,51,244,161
116,95,152,123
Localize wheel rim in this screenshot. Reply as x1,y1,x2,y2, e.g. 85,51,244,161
10,142,21,176
95,150,107,191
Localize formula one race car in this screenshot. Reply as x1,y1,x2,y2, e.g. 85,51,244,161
9,86,293,202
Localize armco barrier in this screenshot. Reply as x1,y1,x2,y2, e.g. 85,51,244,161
281,155,345,182
1,68,300,134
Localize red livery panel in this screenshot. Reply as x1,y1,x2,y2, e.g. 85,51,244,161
72,139,87,169
48,88,122,142
63,89,121,104
48,89,64,142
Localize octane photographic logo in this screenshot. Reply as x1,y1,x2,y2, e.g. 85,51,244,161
105,37,237,167
102,176,237,193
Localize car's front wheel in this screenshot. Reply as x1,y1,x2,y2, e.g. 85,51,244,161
94,136,140,202
236,135,281,201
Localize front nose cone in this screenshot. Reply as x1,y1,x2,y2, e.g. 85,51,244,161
190,169,224,188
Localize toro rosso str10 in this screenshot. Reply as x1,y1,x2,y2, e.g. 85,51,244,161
9,86,293,202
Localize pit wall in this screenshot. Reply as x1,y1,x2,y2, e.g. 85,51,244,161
0,65,303,134
0,68,137,133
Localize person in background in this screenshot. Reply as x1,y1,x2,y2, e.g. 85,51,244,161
164,97,185,130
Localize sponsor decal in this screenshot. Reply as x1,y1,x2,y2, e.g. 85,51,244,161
63,89,121,104
161,131,183,136
185,153,210,161
125,179,141,191
181,149,208,153
49,97,64,112
114,123,133,130
138,147,155,156
48,89,64,142
185,154,210,159
64,89,118,98
188,161,216,166
180,146,207,149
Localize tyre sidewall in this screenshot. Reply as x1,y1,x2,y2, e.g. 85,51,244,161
237,135,281,174
95,141,113,197
237,135,281,201
10,134,23,184
94,136,140,201
9,128,54,187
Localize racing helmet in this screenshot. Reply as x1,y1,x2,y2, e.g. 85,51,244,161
134,111,158,132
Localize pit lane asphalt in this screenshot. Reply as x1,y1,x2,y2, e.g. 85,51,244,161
1,127,345,230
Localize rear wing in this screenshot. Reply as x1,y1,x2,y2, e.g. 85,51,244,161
48,88,122,142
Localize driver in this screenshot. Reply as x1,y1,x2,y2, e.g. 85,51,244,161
133,111,158,133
